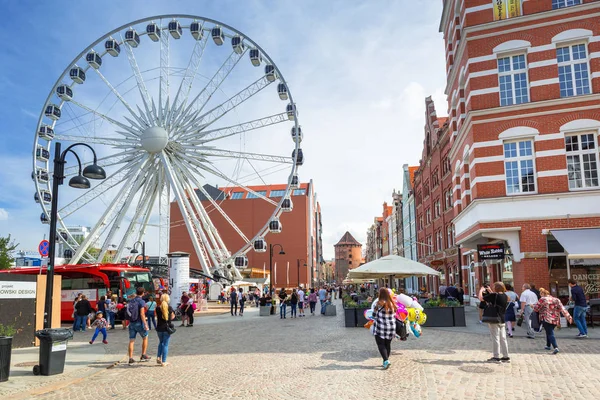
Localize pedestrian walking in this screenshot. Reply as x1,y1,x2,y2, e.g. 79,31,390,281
534,288,573,354
185,295,195,327
127,287,151,365
97,295,107,318
117,300,128,329
179,292,190,327
254,288,261,307
504,284,519,338
230,287,238,316
279,288,288,319
569,279,588,338
107,295,118,329
74,294,92,332
519,284,539,339
481,282,510,363
318,286,327,315
145,296,157,330
89,311,108,344
372,288,397,369
308,288,317,315
238,288,246,316
72,293,82,330
338,286,343,300
156,293,175,366
290,289,298,318
478,282,491,324
298,287,306,317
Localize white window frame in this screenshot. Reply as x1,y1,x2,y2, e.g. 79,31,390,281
246,190,267,199
556,42,591,98
552,0,582,9
497,53,530,107
230,191,244,200
269,190,286,198
503,139,537,195
565,131,600,190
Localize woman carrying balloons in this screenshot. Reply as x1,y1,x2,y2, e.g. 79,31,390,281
372,288,397,369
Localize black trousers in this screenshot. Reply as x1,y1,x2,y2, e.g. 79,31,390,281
186,308,194,325
375,336,392,361
231,302,238,315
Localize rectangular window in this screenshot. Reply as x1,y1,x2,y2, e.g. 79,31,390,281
447,225,454,248
426,209,431,225
269,190,286,198
246,190,267,199
293,189,306,196
504,140,536,194
498,54,529,106
552,0,581,9
434,199,441,218
565,133,599,189
557,44,590,98
230,192,244,199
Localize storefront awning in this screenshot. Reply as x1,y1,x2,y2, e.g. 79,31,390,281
551,228,600,259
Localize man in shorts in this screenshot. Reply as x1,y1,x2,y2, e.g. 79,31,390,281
297,287,306,317
128,287,151,364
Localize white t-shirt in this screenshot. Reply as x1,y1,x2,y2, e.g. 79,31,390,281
238,292,243,301
520,289,538,306
298,290,305,302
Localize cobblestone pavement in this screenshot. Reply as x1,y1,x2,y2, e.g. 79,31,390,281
26,301,600,399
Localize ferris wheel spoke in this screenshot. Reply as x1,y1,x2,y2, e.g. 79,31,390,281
171,49,248,136
62,150,142,177
91,65,149,130
69,99,140,137
184,113,289,144
59,156,146,219
157,167,170,264
122,36,154,124
176,75,272,139
111,172,159,263
158,19,170,125
69,156,151,264
160,151,216,275
54,134,138,147
185,147,293,164
169,26,210,126
178,153,278,206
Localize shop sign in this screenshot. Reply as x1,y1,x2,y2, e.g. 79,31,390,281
477,244,505,260
493,0,522,21
430,260,444,267
0,281,37,299
571,274,600,295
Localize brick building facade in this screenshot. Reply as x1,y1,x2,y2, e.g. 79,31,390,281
440,0,600,302
414,97,459,295
334,232,363,283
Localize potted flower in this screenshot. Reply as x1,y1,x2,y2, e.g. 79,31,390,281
355,300,372,327
0,324,16,382
422,298,466,327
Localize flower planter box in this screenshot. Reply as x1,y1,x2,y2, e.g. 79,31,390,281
422,307,455,327
259,306,271,316
452,306,466,327
344,308,357,327
0,336,12,382
355,307,370,327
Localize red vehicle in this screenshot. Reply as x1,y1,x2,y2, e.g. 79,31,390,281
1,263,154,321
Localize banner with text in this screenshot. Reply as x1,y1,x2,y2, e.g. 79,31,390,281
477,244,506,260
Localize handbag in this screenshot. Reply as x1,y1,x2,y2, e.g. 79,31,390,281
482,295,501,323
166,323,176,335
395,319,408,341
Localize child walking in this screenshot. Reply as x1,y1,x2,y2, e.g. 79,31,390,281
89,311,109,344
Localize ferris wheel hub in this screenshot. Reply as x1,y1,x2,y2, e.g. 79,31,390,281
141,126,169,153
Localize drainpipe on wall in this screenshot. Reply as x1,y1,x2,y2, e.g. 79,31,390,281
457,244,463,288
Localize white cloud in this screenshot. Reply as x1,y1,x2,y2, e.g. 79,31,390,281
0,208,8,220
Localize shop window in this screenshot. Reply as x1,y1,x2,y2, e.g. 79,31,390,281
565,133,599,189
504,140,536,194
552,0,581,9
557,43,591,98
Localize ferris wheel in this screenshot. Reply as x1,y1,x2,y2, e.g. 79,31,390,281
33,15,303,281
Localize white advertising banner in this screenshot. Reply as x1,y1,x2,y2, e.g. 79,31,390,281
0,281,37,299
61,289,97,302
168,253,190,309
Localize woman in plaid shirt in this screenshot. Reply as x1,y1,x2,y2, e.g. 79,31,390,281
372,288,397,369
533,288,573,354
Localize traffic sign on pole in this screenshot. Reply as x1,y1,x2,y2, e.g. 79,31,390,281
38,240,50,257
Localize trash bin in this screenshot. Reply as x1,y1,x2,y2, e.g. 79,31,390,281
33,328,73,376
0,336,12,382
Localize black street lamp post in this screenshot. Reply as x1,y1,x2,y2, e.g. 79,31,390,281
44,142,106,329
269,244,285,296
130,241,146,269
297,259,307,288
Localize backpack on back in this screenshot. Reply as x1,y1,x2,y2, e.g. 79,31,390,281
126,298,141,322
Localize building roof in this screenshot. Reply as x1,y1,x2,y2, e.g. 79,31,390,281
437,117,448,127
334,231,362,247
193,183,310,201
408,166,418,188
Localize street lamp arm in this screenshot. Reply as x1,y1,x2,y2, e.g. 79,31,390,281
64,149,84,177
62,143,100,163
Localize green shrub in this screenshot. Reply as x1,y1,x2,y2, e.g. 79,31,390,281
344,300,358,308
423,297,462,308
0,324,16,337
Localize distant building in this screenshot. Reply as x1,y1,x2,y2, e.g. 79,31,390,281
402,164,419,293
334,232,363,283
58,226,91,259
365,217,383,262
381,203,393,257
389,190,404,256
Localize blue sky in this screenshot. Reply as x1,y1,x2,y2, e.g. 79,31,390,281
0,0,447,259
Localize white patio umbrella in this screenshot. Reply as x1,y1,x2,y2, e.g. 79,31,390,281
232,280,255,287
347,255,439,279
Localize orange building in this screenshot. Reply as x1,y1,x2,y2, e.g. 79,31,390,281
169,181,322,288
334,232,363,283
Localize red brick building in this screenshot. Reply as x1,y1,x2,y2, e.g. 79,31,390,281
334,232,363,283
440,0,600,303
414,97,458,295
169,181,322,288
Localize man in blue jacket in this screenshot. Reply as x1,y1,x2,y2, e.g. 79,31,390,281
569,279,588,338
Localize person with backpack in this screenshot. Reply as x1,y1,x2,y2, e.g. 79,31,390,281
290,289,299,318
238,288,247,316
156,293,175,366
480,282,510,363
127,287,151,365
229,287,238,316
279,288,288,319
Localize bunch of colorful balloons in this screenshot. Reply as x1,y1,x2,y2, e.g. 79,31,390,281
364,290,427,339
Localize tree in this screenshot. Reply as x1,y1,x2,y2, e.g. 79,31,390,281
0,234,19,270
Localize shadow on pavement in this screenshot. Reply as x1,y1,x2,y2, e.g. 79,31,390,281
308,363,381,371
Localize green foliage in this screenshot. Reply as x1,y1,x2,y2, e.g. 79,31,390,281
0,324,16,337
344,300,358,308
423,297,462,308
0,234,18,270
358,301,371,308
